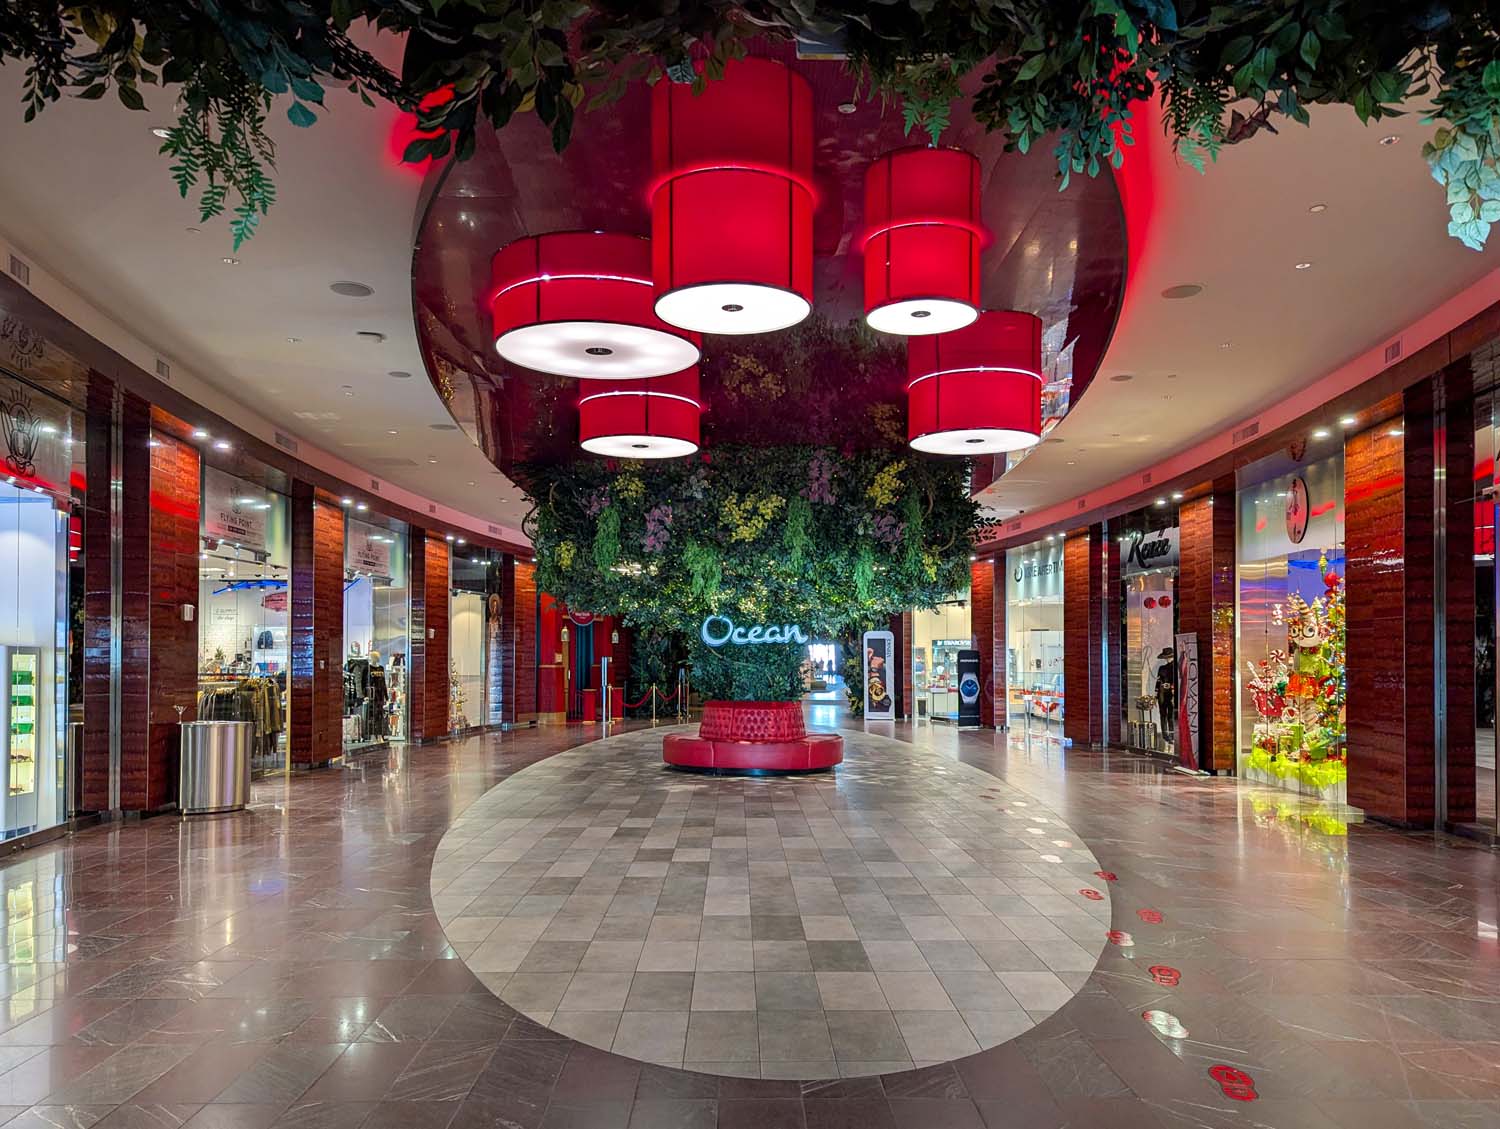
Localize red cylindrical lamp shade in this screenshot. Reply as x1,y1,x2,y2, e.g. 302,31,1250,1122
651,58,814,334
490,232,701,378
864,147,983,335
579,366,701,459
906,311,1043,454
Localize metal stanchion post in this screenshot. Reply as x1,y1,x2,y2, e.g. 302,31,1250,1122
651,686,657,726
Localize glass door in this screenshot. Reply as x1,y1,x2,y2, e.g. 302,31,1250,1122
1474,373,1498,832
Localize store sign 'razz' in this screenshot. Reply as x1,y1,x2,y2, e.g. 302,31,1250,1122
700,615,809,648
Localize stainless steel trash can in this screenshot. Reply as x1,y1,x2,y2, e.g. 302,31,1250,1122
179,720,252,815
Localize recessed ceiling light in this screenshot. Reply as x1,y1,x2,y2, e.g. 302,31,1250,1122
355,502,368,511
1294,261,1313,270
1154,497,1167,507
386,429,398,435
1379,134,1400,146
427,457,438,464
192,429,209,439
445,534,454,542
340,497,353,506
1161,284,1203,299
151,126,172,139
388,370,412,380
330,281,374,298
1311,427,1331,439
1219,341,1232,350
1309,203,1328,213
467,481,476,487
1388,427,1404,437
1109,373,1134,383
1066,460,1076,466
222,257,239,265
286,336,300,344
1170,492,1184,501
837,100,857,114
213,440,232,451
456,538,466,545
1339,415,1357,427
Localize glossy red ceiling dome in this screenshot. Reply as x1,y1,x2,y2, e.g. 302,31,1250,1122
489,232,701,379
578,366,701,459
863,146,983,336
906,311,1043,455
651,57,814,335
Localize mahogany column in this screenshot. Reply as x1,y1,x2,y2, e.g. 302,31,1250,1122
1063,524,1105,747
412,534,451,740
81,375,118,811
499,557,538,725
970,559,996,727
140,422,201,810
1177,478,1237,772
289,486,343,768
898,611,914,721
1345,386,1444,826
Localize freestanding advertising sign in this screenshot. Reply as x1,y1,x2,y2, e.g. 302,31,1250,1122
1174,632,1200,770
862,630,895,720
957,649,981,728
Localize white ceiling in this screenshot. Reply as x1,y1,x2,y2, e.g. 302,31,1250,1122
980,102,1499,520
2,43,1493,540
0,29,531,534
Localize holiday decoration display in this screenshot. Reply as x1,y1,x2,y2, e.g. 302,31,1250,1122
1244,558,1348,800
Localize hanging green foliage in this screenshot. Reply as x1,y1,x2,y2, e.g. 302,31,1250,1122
5,3,1499,247
592,505,620,571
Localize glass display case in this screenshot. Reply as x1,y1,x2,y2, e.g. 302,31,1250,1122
2,648,40,833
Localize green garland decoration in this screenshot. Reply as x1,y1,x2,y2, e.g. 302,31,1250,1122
4,4,1499,247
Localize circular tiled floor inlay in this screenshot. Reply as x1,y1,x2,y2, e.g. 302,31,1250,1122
430,726,1109,1078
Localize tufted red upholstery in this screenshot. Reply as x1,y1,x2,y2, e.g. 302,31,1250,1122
663,729,843,773
698,700,806,741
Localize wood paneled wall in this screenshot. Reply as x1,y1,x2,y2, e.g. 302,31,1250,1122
970,559,996,727
289,489,343,768
413,534,451,740
1063,525,1105,747
500,557,538,724
1176,478,1237,772
81,375,116,811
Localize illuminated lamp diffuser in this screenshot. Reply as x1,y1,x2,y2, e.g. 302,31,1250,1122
906,311,1043,455
863,146,983,335
651,57,813,334
490,232,701,379
578,367,701,459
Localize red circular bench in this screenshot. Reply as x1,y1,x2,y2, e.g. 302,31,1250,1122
664,700,843,773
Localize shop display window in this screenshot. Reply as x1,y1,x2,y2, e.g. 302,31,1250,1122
196,467,290,773
344,518,409,748
450,551,490,732
0,373,78,839
912,596,971,721
1118,519,1179,757
1236,450,1347,802
1005,539,1064,731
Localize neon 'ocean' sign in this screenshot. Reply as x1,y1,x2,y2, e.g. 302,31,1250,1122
700,615,810,647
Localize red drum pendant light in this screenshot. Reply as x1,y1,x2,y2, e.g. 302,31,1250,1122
578,367,701,458
490,232,701,379
651,57,814,335
863,147,983,335
906,311,1043,454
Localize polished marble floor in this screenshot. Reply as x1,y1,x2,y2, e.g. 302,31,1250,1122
0,715,1492,1129
430,728,1109,1077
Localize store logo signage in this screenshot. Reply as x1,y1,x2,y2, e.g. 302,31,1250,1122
1,387,40,477
1124,528,1179,575
1012,556,1060,584
700,615,809,647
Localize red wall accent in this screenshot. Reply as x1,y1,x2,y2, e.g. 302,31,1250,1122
1063,524,1104,747
970,559,995,727
1177,479,1237,772
537,593,566,720
289,489,343,768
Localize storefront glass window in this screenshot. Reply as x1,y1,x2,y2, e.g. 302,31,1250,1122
1005,538,1064,733
344,517,409,748
911,595,970,721
1119,516,1179,756
450,551,490,732
1473,350,1499,831
0,372,79,839
1236,448,1347,802
196,467,290,773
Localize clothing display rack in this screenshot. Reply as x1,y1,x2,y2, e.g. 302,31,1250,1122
197,673,286,762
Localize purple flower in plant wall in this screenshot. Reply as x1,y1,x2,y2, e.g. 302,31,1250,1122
871,512,905,546
585,487,611,517
802,450,836,504
644,503,674,553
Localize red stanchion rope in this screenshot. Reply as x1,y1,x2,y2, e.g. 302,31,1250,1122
622,687,658,710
